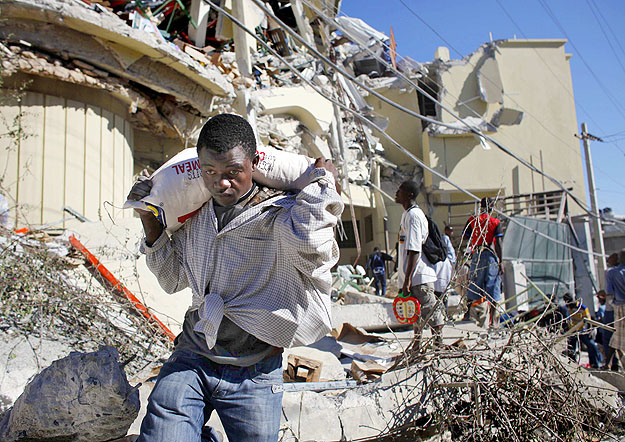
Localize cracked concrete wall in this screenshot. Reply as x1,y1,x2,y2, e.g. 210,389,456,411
0,20,217,115
426,40,587,217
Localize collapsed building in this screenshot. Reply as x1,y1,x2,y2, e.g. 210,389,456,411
0,0,618,440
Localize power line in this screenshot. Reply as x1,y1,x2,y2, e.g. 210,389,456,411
537,0,625,121
588,0,625,63
387,0,619,189
300,0,599,218
494,0,625,176
584,0,625,79
203,0,607,257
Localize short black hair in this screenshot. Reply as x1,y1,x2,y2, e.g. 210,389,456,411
480,197,494,212
196,114,256,159
401,180,419,200
373,247,380,252
562,292,574,304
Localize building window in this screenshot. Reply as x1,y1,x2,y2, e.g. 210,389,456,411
364,215,374,243
417,78,439,125
337,220,360,249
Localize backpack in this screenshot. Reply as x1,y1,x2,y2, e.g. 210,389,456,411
369,253,385,274
421,216,448,265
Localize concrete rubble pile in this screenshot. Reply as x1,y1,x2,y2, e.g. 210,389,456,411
0,225,172,412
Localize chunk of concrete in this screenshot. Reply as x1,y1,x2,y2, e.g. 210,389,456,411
332,302,403,331
280,391,342,441
283,347,346,381
0,346,140,442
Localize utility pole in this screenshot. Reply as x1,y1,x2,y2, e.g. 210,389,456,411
580,122,607,287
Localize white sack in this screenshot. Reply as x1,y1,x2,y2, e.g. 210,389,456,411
124,146,315,233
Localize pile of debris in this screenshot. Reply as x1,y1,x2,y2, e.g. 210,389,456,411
0,226,172,389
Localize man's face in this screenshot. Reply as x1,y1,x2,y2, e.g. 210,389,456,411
198,145,258,206
395,183,411,206
446,228,454,238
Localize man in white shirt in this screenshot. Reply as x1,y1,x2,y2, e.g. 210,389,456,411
395,180,444,347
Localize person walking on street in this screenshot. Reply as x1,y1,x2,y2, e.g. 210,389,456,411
464,197,504,328
366,247,394,297
443,225,456,266
395,180,445,348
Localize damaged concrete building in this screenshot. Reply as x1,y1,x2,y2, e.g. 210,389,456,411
0,0,589,270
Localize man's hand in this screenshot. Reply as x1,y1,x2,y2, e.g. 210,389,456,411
127,170,163,246
401,281,410,297
127,170,153,214
314,158,342,194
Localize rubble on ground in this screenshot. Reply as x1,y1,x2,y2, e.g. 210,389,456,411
0,346,139,442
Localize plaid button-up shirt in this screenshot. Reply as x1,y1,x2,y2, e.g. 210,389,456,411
141,168,343,349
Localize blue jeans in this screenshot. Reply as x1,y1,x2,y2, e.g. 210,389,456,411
467,249,501,303
600,310,618,370
568,332,603,368
373,269,386,296
138,350,283,442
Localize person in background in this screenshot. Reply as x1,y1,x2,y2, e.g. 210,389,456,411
395,180,445,348
443,225,456,266
595,289,618,370
604,250,625,370
563,292,602,369
464,197,503,328
434,225,457,311
365,246,394,297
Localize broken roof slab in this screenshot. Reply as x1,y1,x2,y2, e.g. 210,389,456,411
1,0,234,113
253,86,334,136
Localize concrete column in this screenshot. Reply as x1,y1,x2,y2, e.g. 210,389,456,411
188,0,211,47
232,0,254,77
291,0,316,47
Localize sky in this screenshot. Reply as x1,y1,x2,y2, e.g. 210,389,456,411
340,0,625,215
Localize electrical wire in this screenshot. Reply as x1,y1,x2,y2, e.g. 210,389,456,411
494,0,625,184
203,0,607,258
259,0,598,220
301,0,604,219
537,0,625,120
584,0,625,79
392,0,625,192
391,0,596,168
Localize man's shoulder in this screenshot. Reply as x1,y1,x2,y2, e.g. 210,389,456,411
406,205,427,221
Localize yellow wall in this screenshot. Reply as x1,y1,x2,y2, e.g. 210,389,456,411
364,86,424,167
428,40,587,215
0,88,134,227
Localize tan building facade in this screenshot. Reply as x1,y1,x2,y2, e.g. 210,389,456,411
359,39,587,260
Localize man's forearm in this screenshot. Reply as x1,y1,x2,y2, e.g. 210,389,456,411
139,212,164,246
403,251,419,291
495,241,503,262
